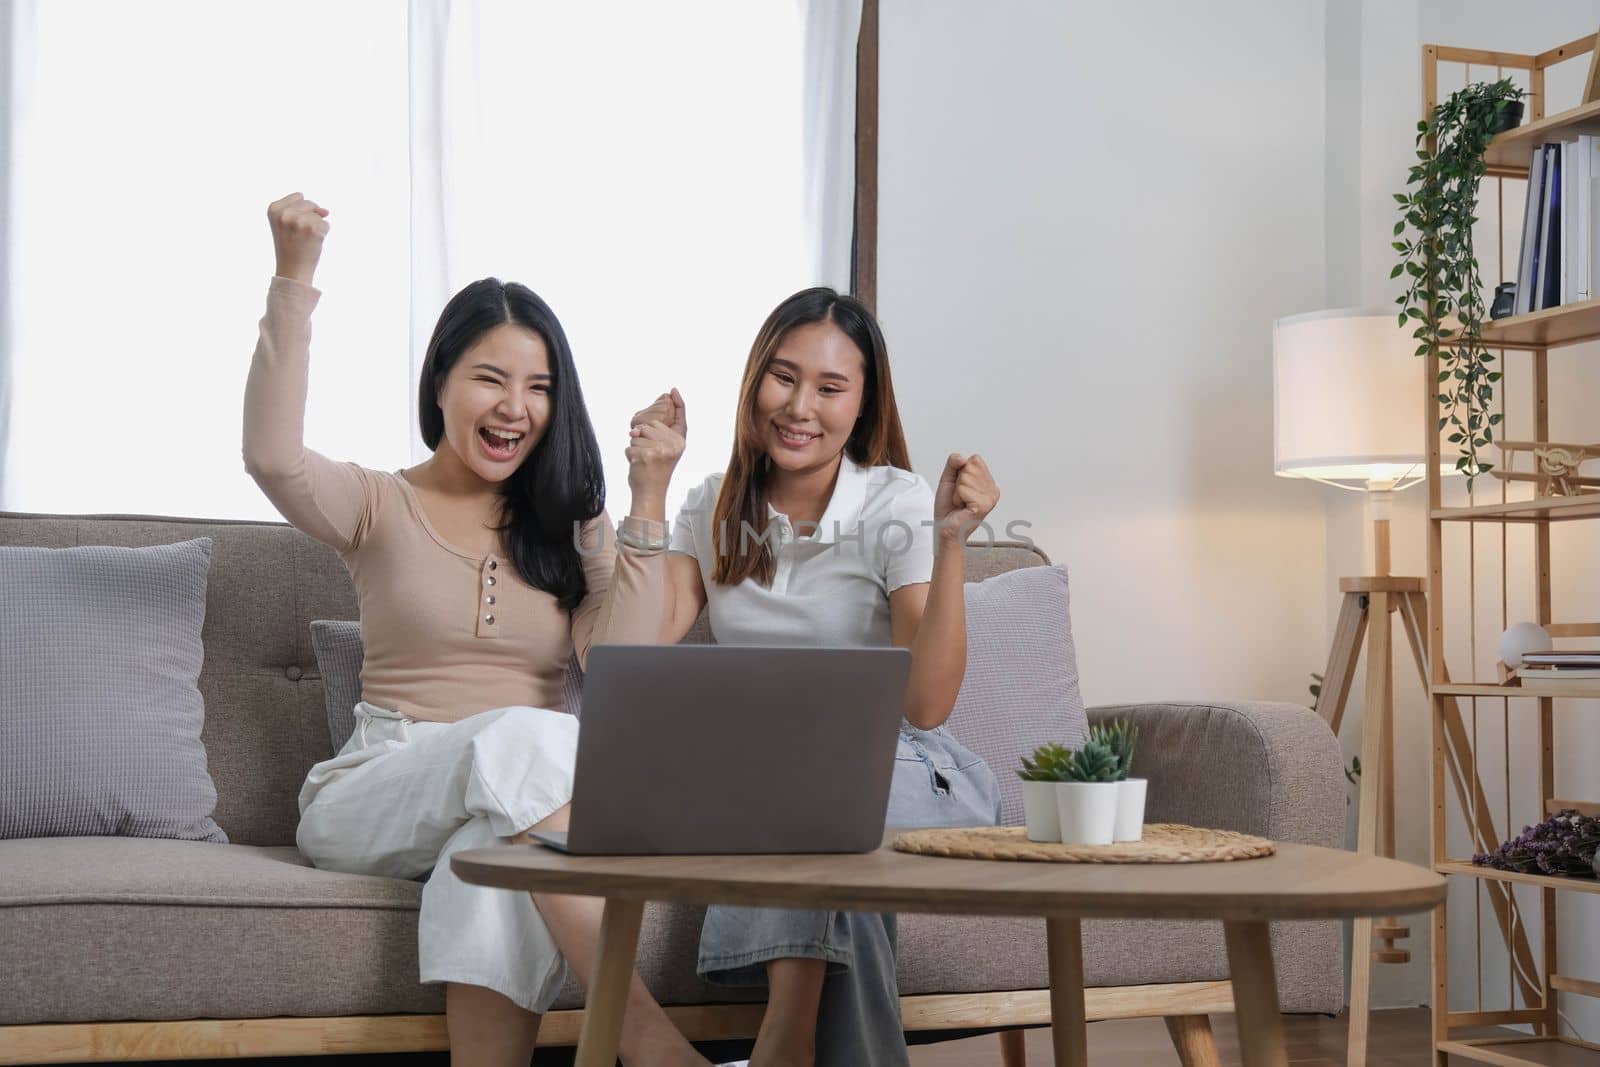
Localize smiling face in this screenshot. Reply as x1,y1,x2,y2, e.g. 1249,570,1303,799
434,323,552,485
752,319,866,476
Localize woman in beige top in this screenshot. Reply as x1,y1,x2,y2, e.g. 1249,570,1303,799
245,194,707,1067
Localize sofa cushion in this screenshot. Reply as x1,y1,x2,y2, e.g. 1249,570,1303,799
0,538,226,842
0,836,1338,1024
0,836,415,910
945,565,1090,827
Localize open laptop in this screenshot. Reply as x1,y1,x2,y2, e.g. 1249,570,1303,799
531,644,910,856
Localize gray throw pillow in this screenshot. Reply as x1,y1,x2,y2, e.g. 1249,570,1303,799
309,619,585,754
943,564,1090,827
0,538,226,842
308,619,364,755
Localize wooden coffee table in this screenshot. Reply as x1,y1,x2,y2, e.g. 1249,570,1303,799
453,832,1444,1067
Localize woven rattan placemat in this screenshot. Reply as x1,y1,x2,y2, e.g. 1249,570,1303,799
892,824,1275,863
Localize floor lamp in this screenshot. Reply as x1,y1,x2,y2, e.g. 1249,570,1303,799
1272,308,1457,1067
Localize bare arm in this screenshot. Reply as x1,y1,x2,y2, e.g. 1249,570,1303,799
570,387,694,665
891,543,968,730
892,453,1002,731
661,551,709,643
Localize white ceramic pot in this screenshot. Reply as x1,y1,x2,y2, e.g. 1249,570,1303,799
1114,778,1148,842
1022,779,1062,842
1054,781,1119,845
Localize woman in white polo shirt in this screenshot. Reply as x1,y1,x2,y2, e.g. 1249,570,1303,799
639,286,1002,1066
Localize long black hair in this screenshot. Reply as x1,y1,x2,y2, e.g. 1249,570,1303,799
418,278,604,612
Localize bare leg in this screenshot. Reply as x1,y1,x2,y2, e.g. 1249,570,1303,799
516,805,709,1067
445,982,540,1067
748,958,825,1067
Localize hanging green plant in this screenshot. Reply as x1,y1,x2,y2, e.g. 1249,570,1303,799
1392,77,1525,485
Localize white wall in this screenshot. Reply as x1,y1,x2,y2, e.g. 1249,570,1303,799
879,0,1331,716
881,0,1600,1030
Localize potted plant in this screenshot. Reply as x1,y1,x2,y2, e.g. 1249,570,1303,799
1017,742,1073,842
1093,719,1144,842
1055,736,1122,845
1393,77,1526,485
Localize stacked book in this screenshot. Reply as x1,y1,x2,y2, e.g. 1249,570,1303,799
1513,137,1600,315
1517,649,1600,691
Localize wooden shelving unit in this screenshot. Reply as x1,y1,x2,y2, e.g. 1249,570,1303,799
1424,37,1600,1067
1479,298,1600,349
1436,862,1600,897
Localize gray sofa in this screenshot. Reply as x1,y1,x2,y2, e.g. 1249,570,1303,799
0,511,1346,1064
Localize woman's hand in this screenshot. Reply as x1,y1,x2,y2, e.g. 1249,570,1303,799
267,193,329,285
626,387,687,508
933,452,999,546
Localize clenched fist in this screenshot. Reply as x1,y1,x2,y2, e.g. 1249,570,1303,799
267,193,329,285
626,387,687,505
934,453,1000,545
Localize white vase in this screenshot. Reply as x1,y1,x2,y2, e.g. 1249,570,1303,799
1054,781,1119,845
1022,780,1061,842
1115,778,1148,842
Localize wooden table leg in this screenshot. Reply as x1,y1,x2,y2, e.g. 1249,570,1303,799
1046,917,1088,1067
1224,921,1287,1067
574,897,645,1067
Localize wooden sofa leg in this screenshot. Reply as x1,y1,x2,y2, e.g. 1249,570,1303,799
998,1028,1027,1067
1164,1014,1221,1067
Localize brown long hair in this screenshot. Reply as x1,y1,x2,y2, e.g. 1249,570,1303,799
710,287,910,587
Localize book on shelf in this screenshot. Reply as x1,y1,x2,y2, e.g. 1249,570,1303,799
1512,139,1600,314
1539,144,1561,311
1521,650,1600,668
1519,667,1600,681
1516,658,1600,691
1515,146,1546,315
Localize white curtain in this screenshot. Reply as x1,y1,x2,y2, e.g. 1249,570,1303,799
1,0,859,519
801,0,861,294
405,0,860,515
1,0,410,518
0,1,23,507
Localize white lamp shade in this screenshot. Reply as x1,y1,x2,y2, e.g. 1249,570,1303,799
1272,307,1452,484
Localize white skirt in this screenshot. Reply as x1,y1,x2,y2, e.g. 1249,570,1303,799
296,702,579,1013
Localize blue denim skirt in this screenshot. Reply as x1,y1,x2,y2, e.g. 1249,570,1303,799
886,723,1003,830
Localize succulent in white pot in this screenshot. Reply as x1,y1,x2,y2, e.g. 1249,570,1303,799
1055,736,1122,845
1092,719,1145,842
1017,742,1073,842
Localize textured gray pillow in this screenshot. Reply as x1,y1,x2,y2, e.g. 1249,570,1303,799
0,538,226,842
943,564,1090,827
308,619,364,754
309,619,585,754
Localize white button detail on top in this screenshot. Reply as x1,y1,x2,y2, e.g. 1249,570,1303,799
488,559,497,570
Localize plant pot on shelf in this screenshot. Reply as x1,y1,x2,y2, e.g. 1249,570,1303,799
1115,778,1148,842
1490,99,1525,134
1056,781,1119,845
1022,779,1062,843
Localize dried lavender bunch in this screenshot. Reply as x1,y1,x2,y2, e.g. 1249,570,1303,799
1472,809,1600,878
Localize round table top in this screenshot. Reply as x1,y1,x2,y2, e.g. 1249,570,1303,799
453,831,1445,921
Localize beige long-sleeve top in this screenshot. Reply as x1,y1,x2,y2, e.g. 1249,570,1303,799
243,277,665,723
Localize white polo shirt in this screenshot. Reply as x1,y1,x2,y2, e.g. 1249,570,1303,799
668,458,936,647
